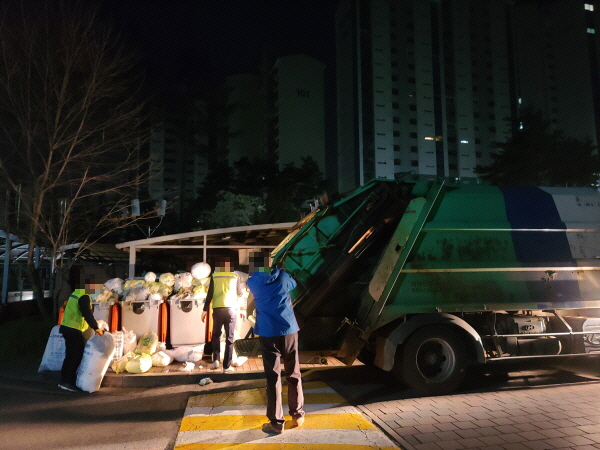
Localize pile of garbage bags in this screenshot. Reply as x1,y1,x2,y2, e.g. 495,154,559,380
95,262,213,306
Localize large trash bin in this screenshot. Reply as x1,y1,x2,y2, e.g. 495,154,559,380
92,300,115,327
121,297,162,338
168,297,206,346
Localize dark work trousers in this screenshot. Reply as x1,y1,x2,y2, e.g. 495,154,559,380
59,325,85,385
259,332,305,426
211,307,236,369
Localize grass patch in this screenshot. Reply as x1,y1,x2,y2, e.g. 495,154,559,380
0,316,54,363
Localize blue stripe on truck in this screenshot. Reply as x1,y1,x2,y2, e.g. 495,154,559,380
501,186,580,303
500,187,574,264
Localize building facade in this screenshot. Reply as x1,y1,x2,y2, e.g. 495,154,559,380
148,99,209,217
513,0,600,148
336,0,515,192
267,55,326,173
224,73,265,167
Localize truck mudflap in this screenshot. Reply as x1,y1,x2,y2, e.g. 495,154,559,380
374,313,486,371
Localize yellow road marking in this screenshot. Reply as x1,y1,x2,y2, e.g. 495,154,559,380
175,443,398,450
180,413,377,431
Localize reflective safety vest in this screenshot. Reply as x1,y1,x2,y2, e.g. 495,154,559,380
62,289,91,332
211,272,239,308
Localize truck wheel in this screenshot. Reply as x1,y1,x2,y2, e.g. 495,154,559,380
401,325,467,396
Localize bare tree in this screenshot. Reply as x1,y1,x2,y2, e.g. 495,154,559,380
0,1,151,321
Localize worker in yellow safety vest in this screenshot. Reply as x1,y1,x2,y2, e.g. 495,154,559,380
58,279,105,392
201,258,245,373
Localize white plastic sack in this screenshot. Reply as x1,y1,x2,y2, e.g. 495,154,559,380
124,286,150,302
104,278,124,294
179,361,195,372
38,325,65,372
76,333,115,393
96,319,110,332
144,272,157,283
164,344,205,362
191,262,211,280
151,351,173,367
111,330,124,362
174,272,193,291
122,328,137,354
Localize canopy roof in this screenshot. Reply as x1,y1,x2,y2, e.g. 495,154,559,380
115,222,297,278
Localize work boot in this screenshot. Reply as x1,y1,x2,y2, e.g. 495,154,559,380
291,415,305,427
261,422,283,435
210,360,220,370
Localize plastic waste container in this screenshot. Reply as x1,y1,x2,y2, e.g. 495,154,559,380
121,297,162,338
168,297,206,346
92,300,115,327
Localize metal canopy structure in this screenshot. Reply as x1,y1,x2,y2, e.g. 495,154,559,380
58,243,130,265
0,230,43,262
115,222,297,278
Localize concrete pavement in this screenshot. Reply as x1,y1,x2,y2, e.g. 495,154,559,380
359,381,600,450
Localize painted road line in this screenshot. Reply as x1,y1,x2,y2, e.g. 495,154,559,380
174,381,400,450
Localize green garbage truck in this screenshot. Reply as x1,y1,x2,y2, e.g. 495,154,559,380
271,179,600,395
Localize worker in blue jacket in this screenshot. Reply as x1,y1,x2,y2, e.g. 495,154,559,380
247,265,305,435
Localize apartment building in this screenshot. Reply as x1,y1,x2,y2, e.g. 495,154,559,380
336,0,515,192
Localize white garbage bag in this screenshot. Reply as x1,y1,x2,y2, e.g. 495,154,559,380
151,351,173,367
191,262,211,280
111,330,124,362
76,333,115,393
38,325,65,372
122,327,137,354
124,286,150,302
144,272,157,283
174,272,193,291
164,344,205,362
104,278,124,295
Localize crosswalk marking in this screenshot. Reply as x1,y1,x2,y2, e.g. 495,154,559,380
175,444,398,450
174,381,400,450
180,413,377,431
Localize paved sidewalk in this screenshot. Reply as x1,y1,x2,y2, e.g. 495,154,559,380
360,381,600,450
174,380,400,449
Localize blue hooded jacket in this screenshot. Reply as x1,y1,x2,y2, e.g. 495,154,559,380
247,268,299,337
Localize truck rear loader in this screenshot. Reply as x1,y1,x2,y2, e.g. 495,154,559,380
271,179,600,395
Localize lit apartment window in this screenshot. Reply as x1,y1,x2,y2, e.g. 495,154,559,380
588,28,596,34
585,4,594,11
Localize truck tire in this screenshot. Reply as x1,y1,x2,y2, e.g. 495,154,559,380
401,325,467,396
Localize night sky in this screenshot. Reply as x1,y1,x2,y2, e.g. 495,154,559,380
100,0,338,89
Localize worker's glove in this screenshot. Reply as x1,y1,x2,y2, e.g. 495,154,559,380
95,329,104,336
201,311,208,323
239,311,246,321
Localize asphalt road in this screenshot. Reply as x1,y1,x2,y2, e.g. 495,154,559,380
3,356,600,450
0,374,268,450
